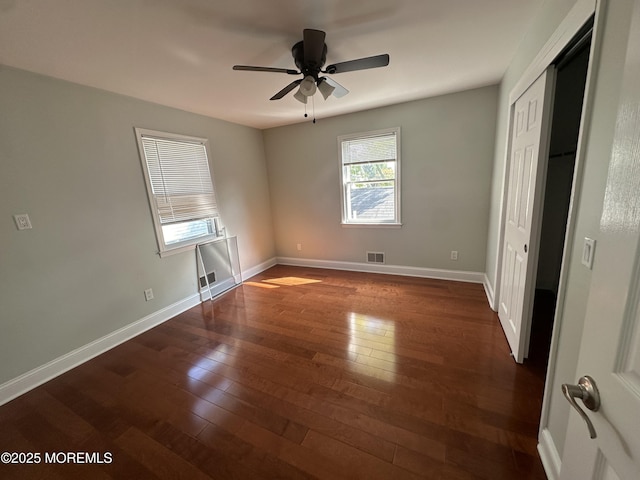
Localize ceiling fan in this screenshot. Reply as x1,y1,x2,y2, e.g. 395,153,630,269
233,29,390,104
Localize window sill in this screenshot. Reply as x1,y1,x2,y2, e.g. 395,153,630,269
158,234,222,257
158,244,197,258
341,222,403,229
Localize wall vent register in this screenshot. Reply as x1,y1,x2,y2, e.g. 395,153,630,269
367,252,385,264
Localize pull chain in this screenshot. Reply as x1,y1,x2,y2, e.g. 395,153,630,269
302,96,316,123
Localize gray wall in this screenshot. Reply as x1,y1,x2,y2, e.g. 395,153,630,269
0,66,275,385
484,0,635,460
263,86,498,273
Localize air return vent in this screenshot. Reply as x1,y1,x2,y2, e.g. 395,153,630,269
199,271,216,288
366,251,385,264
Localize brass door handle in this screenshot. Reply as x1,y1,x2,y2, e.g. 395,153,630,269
561,375,600,439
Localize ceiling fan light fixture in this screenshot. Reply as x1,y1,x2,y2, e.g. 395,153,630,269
294,89,308,104
299,76,317,96
318,79,335,100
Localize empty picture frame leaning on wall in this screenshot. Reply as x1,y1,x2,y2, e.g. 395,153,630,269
196,236,242,301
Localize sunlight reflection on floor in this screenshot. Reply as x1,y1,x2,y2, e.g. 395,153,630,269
187,344,230,381
348,312,397,382
243,276,324,288
243,281,280,289
263,277,323,286
186,345,236,414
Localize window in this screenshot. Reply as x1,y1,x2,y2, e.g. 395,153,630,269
339,127,401,225
135,128,221,256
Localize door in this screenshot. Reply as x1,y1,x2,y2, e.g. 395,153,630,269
498,68,555,363
560,2,640,477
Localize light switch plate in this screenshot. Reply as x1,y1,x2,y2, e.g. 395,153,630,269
14,214,32,230
582,237,596,269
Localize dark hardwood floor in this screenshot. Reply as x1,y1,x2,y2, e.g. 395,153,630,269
0,266,548,479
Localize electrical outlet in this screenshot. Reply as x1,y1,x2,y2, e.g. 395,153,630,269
297,243,302,251
14,214,32,230
144,288,154,301
450,250,458,261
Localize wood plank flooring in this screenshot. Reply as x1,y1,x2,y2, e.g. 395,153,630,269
0,266,548,479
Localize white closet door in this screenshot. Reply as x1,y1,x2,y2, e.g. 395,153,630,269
498,68,554,363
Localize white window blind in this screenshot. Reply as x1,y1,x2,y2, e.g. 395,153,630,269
141,136,218,225
135,128,221,255
341,132,397,166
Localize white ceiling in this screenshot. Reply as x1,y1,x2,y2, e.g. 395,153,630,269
0,0,543,129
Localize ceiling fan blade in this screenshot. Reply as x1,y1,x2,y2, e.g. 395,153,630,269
324,54,389,74
321,77,349,98
233,65,299,75
303,29,326,68
270,79,303,100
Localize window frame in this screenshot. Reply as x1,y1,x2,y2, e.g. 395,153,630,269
338,127,402,227
134,128,223,257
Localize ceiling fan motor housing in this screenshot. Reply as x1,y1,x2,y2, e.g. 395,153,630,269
292,40,327,80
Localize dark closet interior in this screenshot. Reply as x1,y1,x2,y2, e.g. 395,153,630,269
527,26,592,374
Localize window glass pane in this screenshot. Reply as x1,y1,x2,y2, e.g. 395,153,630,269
347,184,395,222
162,218,215,245
346,161,395,183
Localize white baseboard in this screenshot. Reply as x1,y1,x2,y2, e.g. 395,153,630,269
483,274,496,311
276,256,484,284
243,256,277,280
0,293,201,407
538,428,562,480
